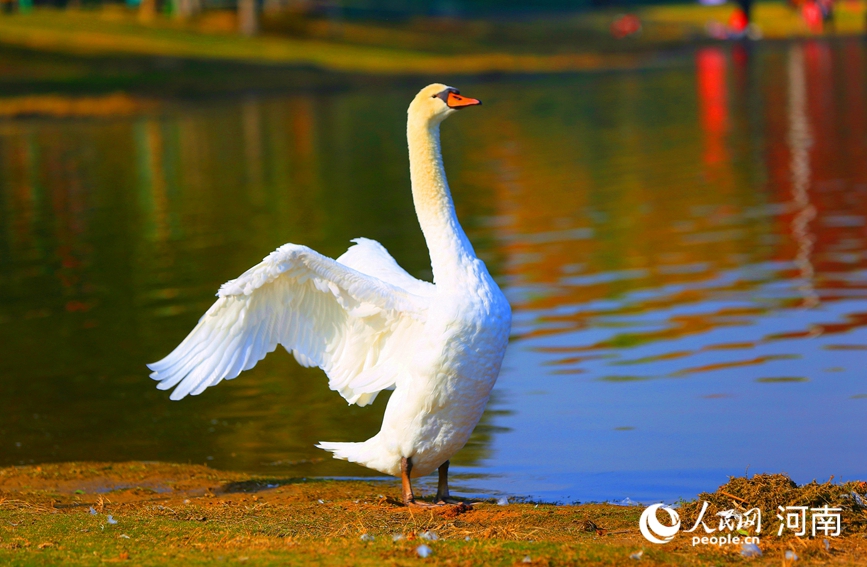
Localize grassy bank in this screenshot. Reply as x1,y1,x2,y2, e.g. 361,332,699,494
0,2,865,79
1,462,866,565
0,3,864,101
0,9,639,76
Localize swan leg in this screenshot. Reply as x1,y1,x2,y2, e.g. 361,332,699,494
435,460,451,502
435,460,464,504
400,457,438,508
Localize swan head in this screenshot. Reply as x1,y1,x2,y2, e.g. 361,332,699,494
409,83,481,126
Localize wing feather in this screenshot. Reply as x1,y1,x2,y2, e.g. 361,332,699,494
337,238,435,297
149,242,428,405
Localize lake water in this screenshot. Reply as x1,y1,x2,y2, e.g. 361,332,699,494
1,39,866,504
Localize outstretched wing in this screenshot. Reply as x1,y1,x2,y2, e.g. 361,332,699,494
147,243,428,405
337,238,435,297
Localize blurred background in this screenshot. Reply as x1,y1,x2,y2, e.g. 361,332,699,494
1,0,866,503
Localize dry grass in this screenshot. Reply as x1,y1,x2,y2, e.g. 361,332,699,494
1,463,867,565
680,473,867,534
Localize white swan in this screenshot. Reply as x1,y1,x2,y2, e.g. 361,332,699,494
148,84,511,506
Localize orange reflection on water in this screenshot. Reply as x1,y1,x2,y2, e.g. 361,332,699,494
1,43,866,492
697,47,729,167
453,42,867,391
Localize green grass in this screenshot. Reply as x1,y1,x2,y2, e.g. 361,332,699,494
0,9,634,76
1,2,863,80
644,1,867,37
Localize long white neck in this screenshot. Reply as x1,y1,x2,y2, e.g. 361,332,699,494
407,116,476,286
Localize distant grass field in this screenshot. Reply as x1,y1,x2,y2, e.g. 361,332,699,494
0,9,631,75
0,2,864,78
643,1,867,38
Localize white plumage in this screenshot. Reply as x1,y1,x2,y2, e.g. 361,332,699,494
148,84,511,503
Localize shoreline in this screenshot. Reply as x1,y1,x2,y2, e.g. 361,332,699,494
1,461,865,565
0,5,865,80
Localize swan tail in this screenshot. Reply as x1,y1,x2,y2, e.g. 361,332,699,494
317,438,398,477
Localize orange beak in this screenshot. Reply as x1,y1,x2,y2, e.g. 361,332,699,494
447,92,482,109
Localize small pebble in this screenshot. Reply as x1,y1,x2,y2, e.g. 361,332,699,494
416,544,432,558
107,515,117,525
88,507,97,515
392,534,405,542
317,499,325,504
464,536,471,541
785,550,798,561
360,533,375,542
419,530,438,541
740,542,761,557
629,550,643,560
522,556,532,563
497,497,509,506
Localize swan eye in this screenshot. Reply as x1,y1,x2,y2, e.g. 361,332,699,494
434,89,454,103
